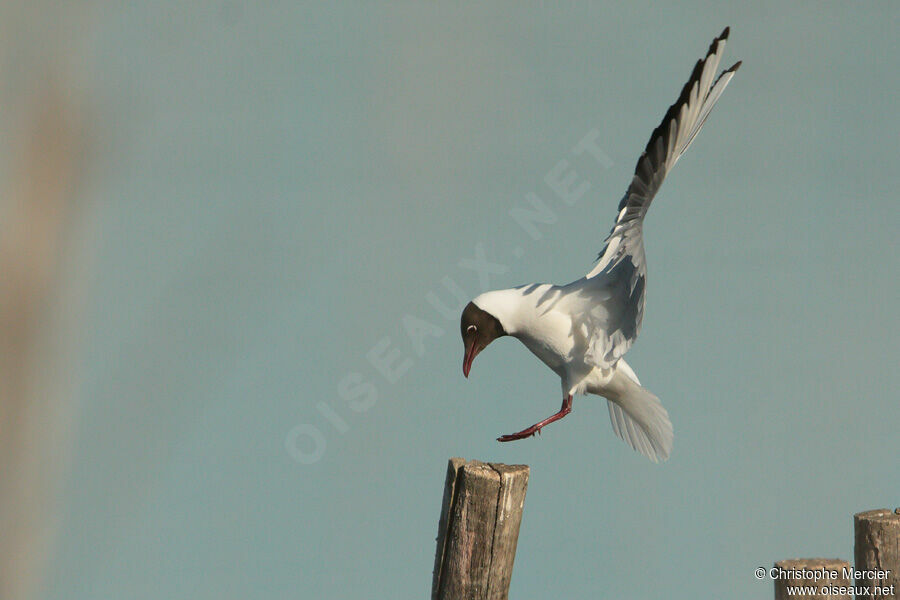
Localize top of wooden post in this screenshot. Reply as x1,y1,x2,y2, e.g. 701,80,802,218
855,508,900,523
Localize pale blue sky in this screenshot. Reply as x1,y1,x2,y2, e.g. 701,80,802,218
42,2,898,599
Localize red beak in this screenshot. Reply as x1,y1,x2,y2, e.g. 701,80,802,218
463,340,479,378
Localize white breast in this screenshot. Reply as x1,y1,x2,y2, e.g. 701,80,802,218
473,284,606,392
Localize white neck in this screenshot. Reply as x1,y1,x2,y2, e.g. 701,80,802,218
472,286,550,336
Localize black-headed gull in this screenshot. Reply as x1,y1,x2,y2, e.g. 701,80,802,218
460,28,740,462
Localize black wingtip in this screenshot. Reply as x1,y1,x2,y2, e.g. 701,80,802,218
703,27,730,61
617,28,738,219
727,60,742,73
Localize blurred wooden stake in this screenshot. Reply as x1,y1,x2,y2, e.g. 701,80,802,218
432,458,529,600
0,80,83,600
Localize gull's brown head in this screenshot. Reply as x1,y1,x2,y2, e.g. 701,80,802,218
460,301,506,378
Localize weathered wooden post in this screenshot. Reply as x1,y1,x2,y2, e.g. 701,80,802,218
432,458,529,600
772,558,851,600
854,508,900,599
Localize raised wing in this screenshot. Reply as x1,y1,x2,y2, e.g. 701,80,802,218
579,28,740,370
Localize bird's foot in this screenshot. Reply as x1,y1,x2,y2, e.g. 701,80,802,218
497,426,542,443
496,395,573,443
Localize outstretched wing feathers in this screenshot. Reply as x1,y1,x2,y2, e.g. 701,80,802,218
577,28,739,370
600,27,738,257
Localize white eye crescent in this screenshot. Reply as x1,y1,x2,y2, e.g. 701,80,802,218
467,325,477,333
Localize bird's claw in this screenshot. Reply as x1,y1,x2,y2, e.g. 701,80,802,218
497,428,540,443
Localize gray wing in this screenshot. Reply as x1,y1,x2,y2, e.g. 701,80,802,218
578,28,740,370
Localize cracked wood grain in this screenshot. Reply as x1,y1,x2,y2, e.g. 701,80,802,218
854,509,900,599
432,458,529,600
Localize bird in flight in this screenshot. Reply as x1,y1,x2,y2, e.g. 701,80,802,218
460,28,741,462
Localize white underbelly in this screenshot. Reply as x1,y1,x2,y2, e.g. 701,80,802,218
507,297,624,395
517,328,616,395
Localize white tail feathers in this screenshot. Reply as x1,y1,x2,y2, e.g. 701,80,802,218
605,367,673,462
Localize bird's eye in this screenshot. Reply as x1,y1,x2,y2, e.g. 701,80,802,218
467,325,477,334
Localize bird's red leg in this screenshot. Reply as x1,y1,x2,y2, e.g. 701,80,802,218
497,395,573,442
